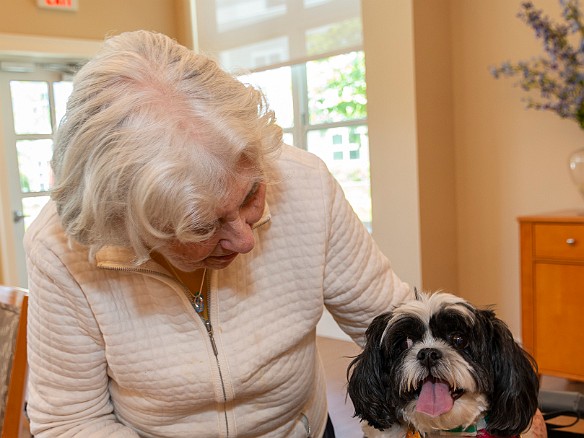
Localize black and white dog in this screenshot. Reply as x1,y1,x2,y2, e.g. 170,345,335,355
347,291,539,438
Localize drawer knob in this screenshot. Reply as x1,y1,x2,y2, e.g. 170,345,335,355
566,238,577,246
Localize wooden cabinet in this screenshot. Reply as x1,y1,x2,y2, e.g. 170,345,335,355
519,211,584,382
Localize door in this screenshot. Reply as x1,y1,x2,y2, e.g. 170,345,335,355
0,67,73,287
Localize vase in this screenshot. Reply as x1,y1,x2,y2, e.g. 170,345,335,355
568,147,584,200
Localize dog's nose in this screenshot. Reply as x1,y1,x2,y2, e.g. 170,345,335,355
417,348,442,368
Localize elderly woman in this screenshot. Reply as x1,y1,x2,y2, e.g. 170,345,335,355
25,30,411,437
24,30,549,438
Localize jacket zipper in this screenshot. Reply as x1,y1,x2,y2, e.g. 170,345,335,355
98,265,231,436
201,278,230,437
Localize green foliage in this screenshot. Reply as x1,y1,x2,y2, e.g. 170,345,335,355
20,174,30,192
309,51,367,124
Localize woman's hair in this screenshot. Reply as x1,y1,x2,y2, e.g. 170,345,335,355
51,30,282,263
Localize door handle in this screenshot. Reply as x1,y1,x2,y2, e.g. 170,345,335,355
12,210,28,224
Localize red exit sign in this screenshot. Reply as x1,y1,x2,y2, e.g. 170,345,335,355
37,0,78,11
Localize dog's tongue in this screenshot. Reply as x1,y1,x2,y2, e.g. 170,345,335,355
416,380,454,417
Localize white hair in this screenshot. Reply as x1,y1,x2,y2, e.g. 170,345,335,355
51,30,282,262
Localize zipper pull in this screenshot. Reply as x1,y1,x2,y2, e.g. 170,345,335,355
204,319,219,356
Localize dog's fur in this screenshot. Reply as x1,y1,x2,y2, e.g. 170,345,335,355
347,291,539,437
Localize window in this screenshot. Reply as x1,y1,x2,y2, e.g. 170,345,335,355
239,50,371,230
195,0,368,229
8,79,73,228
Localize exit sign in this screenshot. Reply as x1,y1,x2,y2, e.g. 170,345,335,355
37,0,78,11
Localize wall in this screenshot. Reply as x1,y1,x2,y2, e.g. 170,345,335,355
362,0,423,289
413,0,458,294
362,0,458,294
363,0,582,338
450,0,582,335
0,0,193,49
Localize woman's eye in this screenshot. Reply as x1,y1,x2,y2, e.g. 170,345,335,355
450,333,468,350
242,183,260,207
189,222,218,236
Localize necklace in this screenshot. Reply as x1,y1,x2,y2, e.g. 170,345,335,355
166,262,208,315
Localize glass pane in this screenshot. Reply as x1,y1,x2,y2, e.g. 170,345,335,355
305,17,362,56
239,67,294,129
216,0,286,32
220,36,290,72
307,125,371,229
10,81,52,135
304,0,332,7
53,81,74,127
306,51,367,125
16,139,54,193
22,195,50,230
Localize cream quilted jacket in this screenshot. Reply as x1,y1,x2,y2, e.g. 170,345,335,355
24,145,411,437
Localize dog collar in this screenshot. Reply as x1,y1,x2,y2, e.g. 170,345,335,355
440,418,487,436
406,417,518,438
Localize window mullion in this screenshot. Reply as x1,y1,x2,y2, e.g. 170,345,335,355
306,118,368,132
291,63,308,150
47,80,58,134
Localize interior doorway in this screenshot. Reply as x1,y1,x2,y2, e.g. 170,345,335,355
0,65,73,287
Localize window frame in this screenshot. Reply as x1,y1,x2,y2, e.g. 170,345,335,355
286,60,368,151
255,53,371,231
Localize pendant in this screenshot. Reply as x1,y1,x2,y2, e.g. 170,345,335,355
193,295,205,313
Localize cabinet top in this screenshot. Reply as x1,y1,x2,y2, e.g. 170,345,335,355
518,209,584,223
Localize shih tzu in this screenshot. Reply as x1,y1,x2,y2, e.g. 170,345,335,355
347,291,539,438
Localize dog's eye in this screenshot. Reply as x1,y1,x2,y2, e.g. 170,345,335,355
399,337,414,350
450,333,468,350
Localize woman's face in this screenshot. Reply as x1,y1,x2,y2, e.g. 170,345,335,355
157,164,266,271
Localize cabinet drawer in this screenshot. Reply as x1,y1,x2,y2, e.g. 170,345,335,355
534,223,584,260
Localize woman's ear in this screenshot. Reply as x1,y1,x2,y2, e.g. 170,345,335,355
347,312,398,431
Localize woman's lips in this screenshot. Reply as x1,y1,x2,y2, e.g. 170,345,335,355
209,253,238,262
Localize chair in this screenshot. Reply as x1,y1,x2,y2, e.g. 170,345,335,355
0,286,29,438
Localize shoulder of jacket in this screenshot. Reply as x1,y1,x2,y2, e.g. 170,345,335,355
24,201,65,251
23,200,93,269
278,143,327,171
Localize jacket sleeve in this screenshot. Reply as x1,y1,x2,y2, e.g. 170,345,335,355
319,160,414,346
25,237,139,437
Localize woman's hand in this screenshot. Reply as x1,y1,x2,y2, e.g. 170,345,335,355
523,409,547,438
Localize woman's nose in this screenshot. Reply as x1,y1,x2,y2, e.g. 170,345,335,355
219,217,255,254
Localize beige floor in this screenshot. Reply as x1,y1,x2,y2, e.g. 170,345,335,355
317,336,363,437
317,336,584,438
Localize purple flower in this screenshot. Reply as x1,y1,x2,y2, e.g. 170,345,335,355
491,0,584,129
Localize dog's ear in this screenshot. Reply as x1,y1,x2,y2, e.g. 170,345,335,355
478,310,539,436
347,312,398,430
